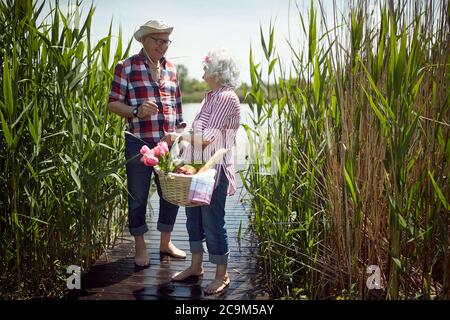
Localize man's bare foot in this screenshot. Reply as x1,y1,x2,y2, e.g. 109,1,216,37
160,241,187,259
135,247,149,267
204,274,230,295
134,236,149,268
171,266,204,282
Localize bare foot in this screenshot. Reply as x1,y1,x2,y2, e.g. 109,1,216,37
135,247,149,267
134,236,149,267
160,241,187,259
171,266,204,281
204,274,230,295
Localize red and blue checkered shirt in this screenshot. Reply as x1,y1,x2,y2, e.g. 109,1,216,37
109,49,183,142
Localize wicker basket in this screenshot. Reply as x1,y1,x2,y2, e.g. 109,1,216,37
154,167,200,207
153,136,227,207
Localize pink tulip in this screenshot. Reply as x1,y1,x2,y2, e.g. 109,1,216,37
141,153,159,166
140,145,152,156
140,154,148,164
157,141,169,154
153,145,165,158
145,156,159,166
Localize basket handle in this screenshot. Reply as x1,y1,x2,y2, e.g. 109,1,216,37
169,133,183,160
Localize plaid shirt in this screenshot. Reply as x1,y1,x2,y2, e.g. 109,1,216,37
109,49,183,141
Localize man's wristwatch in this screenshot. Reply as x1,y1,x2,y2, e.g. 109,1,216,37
132,107,139,118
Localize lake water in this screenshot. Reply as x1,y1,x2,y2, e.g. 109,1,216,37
181,103,253,168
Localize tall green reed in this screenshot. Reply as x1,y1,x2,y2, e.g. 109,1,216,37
0,0,132,298
243,0,449,299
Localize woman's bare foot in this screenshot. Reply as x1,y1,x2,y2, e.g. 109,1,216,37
160,241,187,259
204,273,230,295
171,266,204,281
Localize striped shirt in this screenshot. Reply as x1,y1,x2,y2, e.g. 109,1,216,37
183,86,241,196
109,49,183,142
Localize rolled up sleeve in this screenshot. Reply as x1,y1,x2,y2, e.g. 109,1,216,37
109,61,127,103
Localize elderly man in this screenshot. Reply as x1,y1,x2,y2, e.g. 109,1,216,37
108,20,186,268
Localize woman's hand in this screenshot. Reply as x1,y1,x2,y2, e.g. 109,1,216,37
181,132,213,148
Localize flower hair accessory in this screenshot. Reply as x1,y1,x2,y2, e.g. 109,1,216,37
202,55,210,69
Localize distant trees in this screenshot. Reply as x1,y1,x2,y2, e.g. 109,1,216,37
175,64,188,90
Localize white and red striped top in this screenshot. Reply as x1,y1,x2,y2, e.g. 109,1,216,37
183,86,241,195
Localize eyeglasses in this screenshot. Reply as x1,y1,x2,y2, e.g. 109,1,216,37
148,36,172,46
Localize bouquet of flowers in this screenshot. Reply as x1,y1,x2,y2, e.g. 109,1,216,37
139,140,225,176
139,139,228,207
140,140,199,175
140,141,179,173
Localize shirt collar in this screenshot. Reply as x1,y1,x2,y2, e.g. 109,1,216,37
139,49,166,68
207,85,231,97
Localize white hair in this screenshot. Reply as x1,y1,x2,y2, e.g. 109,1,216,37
204,48,240,87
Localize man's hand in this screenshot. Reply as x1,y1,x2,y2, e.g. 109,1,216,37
138,99,159,118
161,132,180,147
175,122,187,133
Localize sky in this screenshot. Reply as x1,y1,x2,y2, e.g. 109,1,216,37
49,0,339,84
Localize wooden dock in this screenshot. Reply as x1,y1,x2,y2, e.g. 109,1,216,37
74,175,268,300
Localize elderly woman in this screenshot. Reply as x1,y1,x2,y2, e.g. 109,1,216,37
171,49,241,295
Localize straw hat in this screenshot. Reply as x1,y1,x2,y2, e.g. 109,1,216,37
133,20,173,42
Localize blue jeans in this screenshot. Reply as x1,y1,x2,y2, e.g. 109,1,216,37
125,134,179,236
185,169,229,265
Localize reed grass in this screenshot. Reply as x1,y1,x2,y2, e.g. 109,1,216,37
243,0,449,299
0,0,131,298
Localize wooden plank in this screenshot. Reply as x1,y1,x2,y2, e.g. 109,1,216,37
102,245,258,255
76,175,266,300
80,280,258,300
90,259,259,272
87,266,261,279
